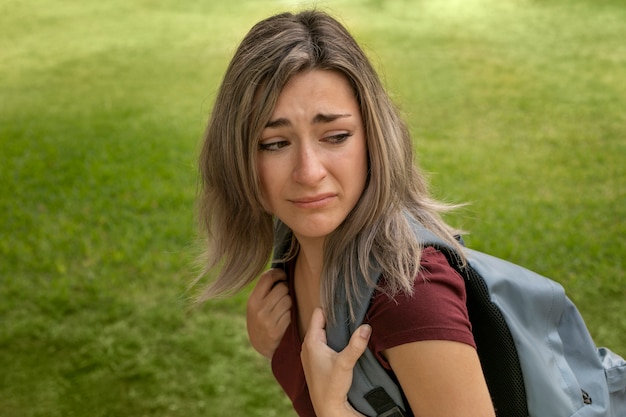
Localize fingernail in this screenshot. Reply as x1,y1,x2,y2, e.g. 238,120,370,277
360,325,372,339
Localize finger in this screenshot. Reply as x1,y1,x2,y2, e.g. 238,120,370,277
265,293,292,335
338,324,372,369
310,307,326,329
249,269,287,306
275,306,291,332
305,307,328,345
271,292,292,318
266,307,291,342
270,276,288,290
260,283,290,319
268,279,289,300
260,268,287,290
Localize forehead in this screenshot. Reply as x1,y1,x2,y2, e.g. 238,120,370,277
270,69,359,117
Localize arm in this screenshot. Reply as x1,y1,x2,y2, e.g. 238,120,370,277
246,268,292,359
386,340,496,417
301,308,371,417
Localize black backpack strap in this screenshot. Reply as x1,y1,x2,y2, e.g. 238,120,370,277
364,387,407,417
439,248,528,417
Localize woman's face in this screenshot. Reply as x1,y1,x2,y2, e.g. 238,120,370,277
256,69,368,246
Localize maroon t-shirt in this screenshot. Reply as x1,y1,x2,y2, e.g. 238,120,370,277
271,246,476,417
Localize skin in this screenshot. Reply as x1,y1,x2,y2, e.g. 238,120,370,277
249,69,496,417
256,70,368,251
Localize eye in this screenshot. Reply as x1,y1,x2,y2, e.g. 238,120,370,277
258,139,289,152
324,132,353,144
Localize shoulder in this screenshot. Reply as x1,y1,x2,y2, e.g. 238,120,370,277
365,246,475,369
374,246,467,313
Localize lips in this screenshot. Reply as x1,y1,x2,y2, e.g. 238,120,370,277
289,193,336,208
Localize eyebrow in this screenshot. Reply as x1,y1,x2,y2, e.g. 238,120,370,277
265,113,352,128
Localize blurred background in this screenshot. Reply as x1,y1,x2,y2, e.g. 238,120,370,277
1,0,624,415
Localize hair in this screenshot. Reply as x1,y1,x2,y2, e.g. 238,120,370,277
195,9,465,321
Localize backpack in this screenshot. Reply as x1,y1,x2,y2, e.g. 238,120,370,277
272,220,626,417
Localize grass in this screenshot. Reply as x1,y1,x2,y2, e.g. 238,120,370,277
1,0,624,415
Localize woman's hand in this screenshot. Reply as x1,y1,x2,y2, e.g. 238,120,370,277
301,307,371,417
246,268,292,359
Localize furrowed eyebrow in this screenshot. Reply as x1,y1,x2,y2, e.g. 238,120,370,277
265,118,290,129
265,113,352,128
312,113,352,124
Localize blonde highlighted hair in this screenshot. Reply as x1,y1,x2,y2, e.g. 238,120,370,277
196,10,464,320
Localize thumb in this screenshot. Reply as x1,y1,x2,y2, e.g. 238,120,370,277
338,324,372,368
305,307,328,345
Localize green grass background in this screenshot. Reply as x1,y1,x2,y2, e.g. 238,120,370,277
1,0,624,415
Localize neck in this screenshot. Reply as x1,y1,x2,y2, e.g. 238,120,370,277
293,237,325,338
298,237,324,274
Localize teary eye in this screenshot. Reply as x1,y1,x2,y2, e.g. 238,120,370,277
258,139,289,151
324,132,353,144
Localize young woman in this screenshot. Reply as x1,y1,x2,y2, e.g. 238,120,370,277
197,10,496,417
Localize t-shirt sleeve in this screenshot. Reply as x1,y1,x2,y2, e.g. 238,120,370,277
364,246,476,371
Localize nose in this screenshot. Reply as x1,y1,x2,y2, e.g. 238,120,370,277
292,143,327,185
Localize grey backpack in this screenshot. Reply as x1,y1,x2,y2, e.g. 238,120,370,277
273,220,626,417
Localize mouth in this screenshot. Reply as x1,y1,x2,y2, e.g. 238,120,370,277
289,193,336,208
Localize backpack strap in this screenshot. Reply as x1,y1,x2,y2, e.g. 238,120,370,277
325,258,408,416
